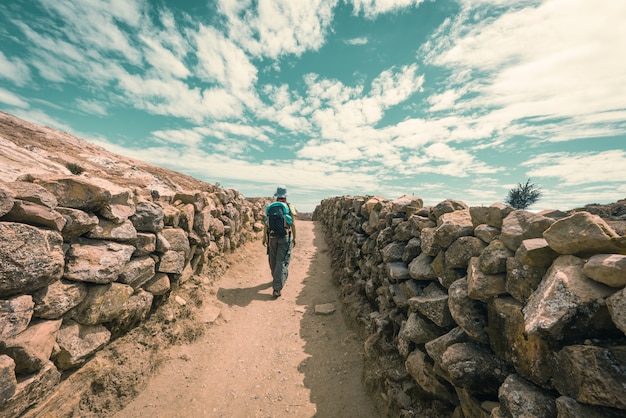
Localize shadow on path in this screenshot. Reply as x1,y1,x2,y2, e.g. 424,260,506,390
217,281,274,307
296,222,380,418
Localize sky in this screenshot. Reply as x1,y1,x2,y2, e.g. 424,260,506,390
1,0,625,213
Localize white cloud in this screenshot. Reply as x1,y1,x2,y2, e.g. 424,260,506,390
344,37,368,45
140,35,190,79
349,0,426,18
0,88,29,108
0,51,30,86
219,0,336,58
525,150,626,186
75,99,107,116
425,0,626,142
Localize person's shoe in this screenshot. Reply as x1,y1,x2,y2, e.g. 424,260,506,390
272,289,281,297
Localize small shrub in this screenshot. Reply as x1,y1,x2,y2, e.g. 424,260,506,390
66,162,85,175
504,179,542,210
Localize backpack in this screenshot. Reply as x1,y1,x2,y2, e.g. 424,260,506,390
266,202,292,237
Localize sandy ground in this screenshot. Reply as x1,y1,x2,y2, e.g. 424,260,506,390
114,221,380,418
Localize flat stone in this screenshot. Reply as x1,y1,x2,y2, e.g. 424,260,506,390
314,303,336,315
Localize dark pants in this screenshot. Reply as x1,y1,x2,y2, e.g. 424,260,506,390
268,234,291,291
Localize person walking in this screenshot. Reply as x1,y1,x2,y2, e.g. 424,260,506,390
262,186,297,297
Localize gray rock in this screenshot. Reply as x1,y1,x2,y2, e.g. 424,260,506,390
441,342,512,395
71,282,134,325
0,319,62,374
386,261,410,282
6,181,58,209
434,210,474,248
130,200,164,233
478,239,513,274
505,256,546,304
420,226,440,256
382,242,407,263
408,252,436,280
0,295,34,340
56,207,99,240
405,349,457,404
0,355,17,404
86,218,137,242
0,361,60,418
473,224,500,243
55,320,111,370
583,254,626,287
515,238,558,267
0,223,64,297
552,345,626,410
158,250,186,274
448,278,489,344
117,256,156,289
64,238,136,284
543,212,625,256
500,210,555,251
607,287,626,334
0,183,16,217
425,327,469,366
398,312,445,346
432,199,468,219
431,251,464,289
556,396,626,418
498,374,557,418
142,272,171,296
408,282,454,327
32,279,88,319
446,236,486,269
133,232,157,256
2,200,66,231
401,237,422,264
487,297,552,388
467,257,506,302
33,175,111,211
523,255,614,339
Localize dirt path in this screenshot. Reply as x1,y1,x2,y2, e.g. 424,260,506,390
114,221,380,418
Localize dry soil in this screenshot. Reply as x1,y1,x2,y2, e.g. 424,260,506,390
114,220,380,418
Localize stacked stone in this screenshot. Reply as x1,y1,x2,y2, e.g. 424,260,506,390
315,195,626,418
0,175,268,417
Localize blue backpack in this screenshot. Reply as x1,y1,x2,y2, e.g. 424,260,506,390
266,202,292,237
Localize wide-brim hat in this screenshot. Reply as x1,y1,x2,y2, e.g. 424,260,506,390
274,186,288,198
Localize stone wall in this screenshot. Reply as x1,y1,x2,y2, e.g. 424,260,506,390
315,195,626,418
0,174,269,417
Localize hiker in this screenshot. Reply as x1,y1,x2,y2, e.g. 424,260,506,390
262,186,297,297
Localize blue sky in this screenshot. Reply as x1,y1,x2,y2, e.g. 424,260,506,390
1,0,625,213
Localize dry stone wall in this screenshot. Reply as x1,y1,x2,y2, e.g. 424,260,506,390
0,174,269,417
315,195,626,418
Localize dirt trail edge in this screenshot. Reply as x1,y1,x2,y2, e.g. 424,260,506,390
115,220,380,418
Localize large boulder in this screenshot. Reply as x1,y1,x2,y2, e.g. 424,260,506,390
32,175,111,211
63,238,136,284
434,210,474,248
498,374,557,418
70,283,134,325
2,200,66,231
552,345,626,410
523,255,615,340
54,320,110,370
0,319,62,374
0,296,34,340
448,278,488,344
543,212,625,256
500,210,555,251
32,279,88,320
0,223,64,297
582,254,626,287
441,342,512,395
